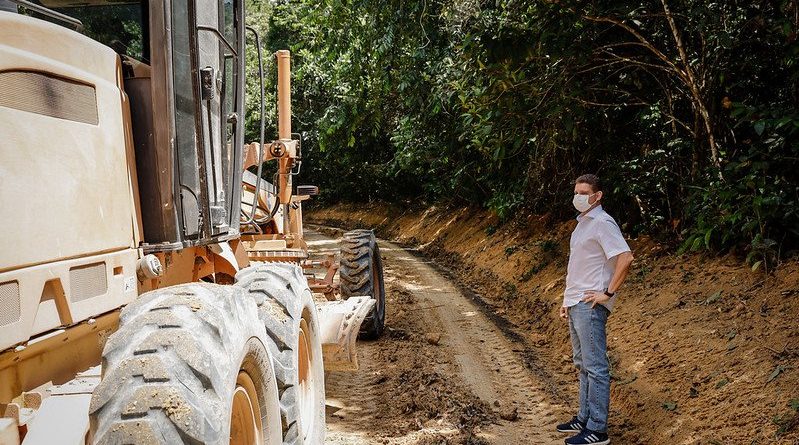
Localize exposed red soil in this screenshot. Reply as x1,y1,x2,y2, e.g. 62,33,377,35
309,202,799,445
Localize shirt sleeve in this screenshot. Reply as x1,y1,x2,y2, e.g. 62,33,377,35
597,218,631,260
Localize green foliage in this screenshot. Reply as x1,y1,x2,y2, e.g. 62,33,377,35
633,264,651,283
519,260,549,282
519,238,559,281
251,0,799,258
705,290,723,305
244,0,276,143
538,239,559,253
773,399,799,436
487,189,524,222
38,4,145,60
767,365,789,384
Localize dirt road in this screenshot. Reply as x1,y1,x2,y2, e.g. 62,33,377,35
305,227,570,444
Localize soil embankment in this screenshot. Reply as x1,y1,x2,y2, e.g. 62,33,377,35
310,203,799,444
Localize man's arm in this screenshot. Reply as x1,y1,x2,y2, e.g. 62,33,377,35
607,251,634,293
582,251,634,308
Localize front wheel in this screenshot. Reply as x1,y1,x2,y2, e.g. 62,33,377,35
236,263,326,445
89,283,283,445
339,229,386,339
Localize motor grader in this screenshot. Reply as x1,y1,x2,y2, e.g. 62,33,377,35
0,0,386,443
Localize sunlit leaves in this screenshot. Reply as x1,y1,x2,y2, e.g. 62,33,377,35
252,0,799,257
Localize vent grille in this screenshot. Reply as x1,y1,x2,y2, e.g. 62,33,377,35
69,262,108,302
0,281,21,326
0,71,99,125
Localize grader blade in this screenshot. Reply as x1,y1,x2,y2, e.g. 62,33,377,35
317,296,376,372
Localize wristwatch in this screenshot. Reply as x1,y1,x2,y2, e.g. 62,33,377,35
604,289,615,298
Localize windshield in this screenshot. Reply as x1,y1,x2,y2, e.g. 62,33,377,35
14,0,148,63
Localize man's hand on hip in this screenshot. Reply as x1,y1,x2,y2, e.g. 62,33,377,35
581,290,610,308
559,306,568,321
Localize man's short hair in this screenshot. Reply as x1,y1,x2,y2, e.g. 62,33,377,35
576,174,602,193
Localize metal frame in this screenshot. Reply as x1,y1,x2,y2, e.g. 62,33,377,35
0,4,376,439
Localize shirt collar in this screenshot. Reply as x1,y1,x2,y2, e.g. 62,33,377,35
576,204,603,222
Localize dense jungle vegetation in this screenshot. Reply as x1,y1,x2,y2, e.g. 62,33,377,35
245,0,799,265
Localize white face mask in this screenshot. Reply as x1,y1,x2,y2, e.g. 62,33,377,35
573,193,596,213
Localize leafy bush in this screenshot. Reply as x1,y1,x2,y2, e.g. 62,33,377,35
681,106,799,265
254,0,799,259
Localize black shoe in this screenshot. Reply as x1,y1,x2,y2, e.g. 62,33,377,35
556,416,585,433
565,429,609,445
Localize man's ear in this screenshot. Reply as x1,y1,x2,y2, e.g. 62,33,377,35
593,191,603,203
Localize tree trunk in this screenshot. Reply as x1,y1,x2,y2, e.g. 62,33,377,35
660,0,723,178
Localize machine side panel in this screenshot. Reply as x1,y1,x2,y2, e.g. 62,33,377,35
0,13,138,272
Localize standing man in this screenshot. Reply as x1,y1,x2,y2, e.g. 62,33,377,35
556,174,634,445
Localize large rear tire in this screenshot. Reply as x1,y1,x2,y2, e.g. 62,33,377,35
89,283,282,445
339,229,386,339
236,263,326,445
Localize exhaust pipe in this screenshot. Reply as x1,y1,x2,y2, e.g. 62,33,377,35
275,50,292,232
276,50,291,140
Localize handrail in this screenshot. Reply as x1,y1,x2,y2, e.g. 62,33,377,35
7,0,83,31
197,25,237,56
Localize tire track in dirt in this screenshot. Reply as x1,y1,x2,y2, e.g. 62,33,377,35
383,241,568,444
306,228,569,444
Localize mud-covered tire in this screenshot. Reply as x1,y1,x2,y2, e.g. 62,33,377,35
88,283,282,445
339,229,386,339
236,263,326,445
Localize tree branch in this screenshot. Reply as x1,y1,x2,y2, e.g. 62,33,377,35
582,14,685,80
660,0,722,175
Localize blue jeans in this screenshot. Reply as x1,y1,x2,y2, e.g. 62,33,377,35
568,301,610,433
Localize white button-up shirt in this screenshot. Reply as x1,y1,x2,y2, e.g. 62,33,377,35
564,205,631,311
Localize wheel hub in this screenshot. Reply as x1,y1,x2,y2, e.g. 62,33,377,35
298,318,315,439
230,371,264,445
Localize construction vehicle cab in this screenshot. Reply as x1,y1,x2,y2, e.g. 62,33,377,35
45,0,246,249
0,0,386,443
